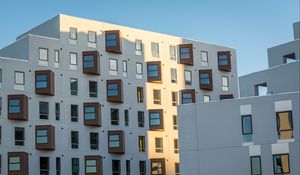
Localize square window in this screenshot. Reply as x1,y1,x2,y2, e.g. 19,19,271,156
151,159,165,175
82,51,100,75
14,71,25,85
39,48,48,61
84,102,101,126
181,89,195,104
107,79,123,103
105,30,122,53
85,156,102,174
108,130,125,154
35,70,54,95
35,125,55,150
283,53,296,63
7,95,28,121
179,44,194,65
147,61,162,83
203,95,210,102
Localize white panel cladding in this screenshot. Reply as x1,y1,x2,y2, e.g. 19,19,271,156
240,104,252,115
271,143,289,154
274,100,292,112
249,145,261,156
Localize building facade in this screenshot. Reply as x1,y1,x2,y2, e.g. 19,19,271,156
0,14,238,174
179,22,300,175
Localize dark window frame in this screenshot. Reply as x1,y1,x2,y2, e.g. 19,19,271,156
105,30,122,53
107,79,123,103
35,70,55,96
82,51,100,75
218,51,231,71
149,109,164,131
84,102,101,127
181,89,196,104
199,69,213,90
151,158,166,175
15,127,25,146
7,95,28,121
179,44,194,65
147,61,162,83
273,154,290,174
35,125,55,150
108,130,125,154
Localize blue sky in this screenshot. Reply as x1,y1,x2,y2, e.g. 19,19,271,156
0,0,298,76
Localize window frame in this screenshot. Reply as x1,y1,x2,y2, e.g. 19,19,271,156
84,102,101,126
39,101,49,119
155,137,163,153
273,154,290,174
201,51,209,66
241,115,253,143
181,89,196,104
71,131,79,149
39,48,48,61
218,51,231,71
199,69,213,90
106,79,123,103
179,44,194,65
151,158,166,175
105,30,122,53
153,89,161,105
147,61,162,83
71,104,78,122
7,95,28,121
14,71,25,86
250,156,262,175
138,136,145,152
70,78,78,96
276,111,293,140
135,39,143,56
89,81,98,98
82,51,100,75
111,108,119,125
108,130,125,154
90,132,99,150
15,127,25,146
138,111,145,127
149,109,164,131
35,70,55,96
222,76,229,91
35,125,55,150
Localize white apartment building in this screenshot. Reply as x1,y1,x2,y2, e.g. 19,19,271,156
0,14,238,175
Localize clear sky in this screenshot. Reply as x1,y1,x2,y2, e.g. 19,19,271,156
0,0,298,76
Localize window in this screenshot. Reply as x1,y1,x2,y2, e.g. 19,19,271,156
201,51,208,66
111,108,119,125
153,89,161,105
9,156,21,171
276,111,293,139
88,31,96,43
72,158,80,175
222,76,229,91
109,58,118,76
15,127,24,146
85,156,102,175
105,30,122,53
14,71,25,90
0,97,1,116
56,157,61,175
151,159,165,175
138,111,145,127
54,50,59,64
149,109,164,130
184,70,192,85
138,136,145,152
173,115,178,130
84,102,101,126
169,45,176,60
135,39,143,56
39,48,48,61
151,42,159,58
203,95,210,102
181,89,195,104
0,126,1,144
179,44,194,65
8,152,28,174
82,51,100,75
0,154,1,174
35,70,55,96
8,97,20,113
70,52,77,66
71,104,78,122
172,92,178,106
125,110,129,126
71,131,79,149
175,163,180,175
107,79,123,103
112,160,121,175
36,125,55,150
174,139,179,154
199,69,213,90
89,81,97,97
220,94,234,100
126,160,130,175
0,69,2,88
55,103,60,120
139,161,146,175
40,157,49,175
170,68,177,83
90,132,99,150
39,101,49,119
108,130,125,154
155,138,163,153
283,53,296,63
147,61,162,83
7,95,28,120
250,156,262,175
69,27,77,40
218,51,231,71
273,154,290,174
255,82,268,96
123,60,128,77
137,87,144,103
70,78,78,96
136,62,143,79
242,115,253,143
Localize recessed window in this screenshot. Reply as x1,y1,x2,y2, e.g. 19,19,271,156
203,95,210,102
35,70,55,96
72,158,79,175
153,89,161,105
89,81,97,98
283,53,296,64
54,50,60,64
15,127,25,146
276,111,293,140
173,115,178,130
170,68,177,83
88,31,96,43
39,48,48,61
7,95,28,121
108,130,125,154
70,78,78,96
90,132,99,150
174,139,179,154
55,103,60,121
255,83,267,96
14,71,25,90
137,87,144,103
147,61,162,83
105,30,122,53
35,125,55,150
222,76,229,91
69,27,77,40
71,131,79,149
151,159,165,175
149,109,163,130
126,160,130,175
218,51,231,71
250,156,262,175
179,44,194,65
155,138,163,153
138,136,145,152
175,163,180,175
201,51,208,66
181,89,195,104
109,58,118,76
82,51,100,75
71,104,78,122
84,103,101,126
138,111,145,127
184,70,192,85
124,110,129,126
107,79,123,103
136,62,143,79
39,101,49,119
123,60,127,77
70,52,78,68
172,91,178,106
40,157,49,175
151,42,159,58
56,157,61,175
273,154,290,174
139,161,146,175
169,45,176,60
135,39,143,56
242,115,253,143
111,108,119,125
112,160,121,175
0,69,2,88
199,69,213,90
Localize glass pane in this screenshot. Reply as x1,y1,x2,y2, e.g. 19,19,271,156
201,51,208,62
86,160,96,166
37,75,47,81
85,107,95,113
9,99,20,106
242,115,252,134
39,48,48,61
9,164,21,171
219,55,228,65
9,106,20,113
70,53,77,65
222,77,228,86
37,130,47,136
106,34,116,40
180,53,190,59
86,167,96,173
109,59,117,70
184,71,191,81
107,40,117,46
88,31,96,43
15,72,24,84
85,113,95,120
9,157,20,163
37,136,48,143
251,157,261,175
37,82,47,88
136,63,142,74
